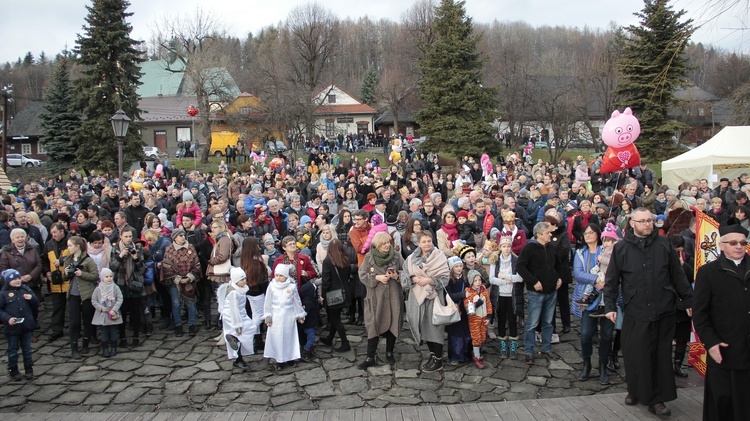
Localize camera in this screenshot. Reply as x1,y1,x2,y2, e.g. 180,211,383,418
66,262,78,277
126,244,137,254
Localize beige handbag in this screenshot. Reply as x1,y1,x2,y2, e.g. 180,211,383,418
211,246,231,276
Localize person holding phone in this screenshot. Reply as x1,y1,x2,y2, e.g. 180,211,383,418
0,269,39,381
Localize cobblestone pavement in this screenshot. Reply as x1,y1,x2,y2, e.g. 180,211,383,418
0,301,701,413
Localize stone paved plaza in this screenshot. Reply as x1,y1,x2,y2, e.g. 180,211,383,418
0,298,701,413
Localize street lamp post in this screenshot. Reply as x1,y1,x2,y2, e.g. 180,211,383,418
110,108,131,196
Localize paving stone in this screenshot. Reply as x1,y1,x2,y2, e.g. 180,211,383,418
321,357,354,371
508,382,539,396
51,391,90,405
169,366,199,381
206,392,240,407
107,360,143,372
44,363,80,376
439,395,461,404
99,371,133,382
305,381,336,399
526,375,548,386
0,396,26,408
83,393,115,405
27,385,67,402
329,367,365,381
387,386,418,397
153,394,191,408
134,365,172,376
538,387,594,399
191,370,232,381
19,402,57,412
264,373,295,385
394,378,441,391
339,377,368,394
436,387,457,396
547,377,571,388
195,361,221,372
189,379,221,395
274,398,318,411
317,394,365,409
444,371,463,382
237,390,270,405
548,359,574,370
420,389,440,403
164,380,192,395
112,387,148,404
295,367,327,386
458,389,480,401
478,393,504,402
270,382,297,396
367,365,392,376
0,384,23,395
494,366,527,382
9,384,39,397
393,369,419,378
75,365,100,372
70,380,112,393
271,392,302,407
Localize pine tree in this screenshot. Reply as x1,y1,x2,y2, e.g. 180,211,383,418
73,0,143,174
359,68,379,105
39,53,80,175
416,0,498,158
614,0,693,162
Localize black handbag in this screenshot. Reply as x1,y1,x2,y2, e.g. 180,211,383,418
325,266,346,307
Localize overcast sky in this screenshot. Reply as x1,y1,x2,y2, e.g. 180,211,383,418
1,0,748,63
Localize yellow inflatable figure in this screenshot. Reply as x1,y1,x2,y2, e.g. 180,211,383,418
130,169,146,192
389,137,403,164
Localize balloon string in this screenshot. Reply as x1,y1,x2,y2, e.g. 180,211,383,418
609,170,623,220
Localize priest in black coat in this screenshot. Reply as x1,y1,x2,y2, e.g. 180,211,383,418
693,221,750,421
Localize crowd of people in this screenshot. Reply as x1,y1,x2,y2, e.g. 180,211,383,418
0,142,748,420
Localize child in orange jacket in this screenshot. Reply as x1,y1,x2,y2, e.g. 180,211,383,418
464,269,492,368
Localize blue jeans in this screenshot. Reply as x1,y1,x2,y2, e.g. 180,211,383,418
580,309,614,361
7,331,33,370
524,290,556,354
170,285,197,327
303,327,315,351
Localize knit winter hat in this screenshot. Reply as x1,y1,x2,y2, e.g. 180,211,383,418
275,264,292,280
457,210,469,220
1,269,21,283
447,256,463,270
370,214,383,226
182,191,194,202
171,227,186,241
601,223,620,242
467,269,482,284
230,267,247,284
300,215,312,226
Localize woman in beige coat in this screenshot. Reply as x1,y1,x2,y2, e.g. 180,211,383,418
357,232,404,370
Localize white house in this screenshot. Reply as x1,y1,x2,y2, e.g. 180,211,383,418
313,85,377,138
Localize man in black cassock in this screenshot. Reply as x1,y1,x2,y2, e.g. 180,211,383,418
693,221,750,421
604,207,693,417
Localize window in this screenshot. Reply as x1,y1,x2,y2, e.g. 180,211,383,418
37,142,46,154
698,107,705,116
21,144,31,155
328,94,336,104
176,127,191,142
325,119,335,137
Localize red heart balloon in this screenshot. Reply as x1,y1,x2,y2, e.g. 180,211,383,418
600,144,641,174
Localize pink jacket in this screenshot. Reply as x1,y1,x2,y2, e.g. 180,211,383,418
177,202,203,227
361,223,388,254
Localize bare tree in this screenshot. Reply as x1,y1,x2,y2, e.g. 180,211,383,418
154,8,238,163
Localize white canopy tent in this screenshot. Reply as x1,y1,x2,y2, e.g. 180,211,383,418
661,126,750,189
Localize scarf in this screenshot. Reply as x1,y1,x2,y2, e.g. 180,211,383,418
319,236,331,251
406,246,451,304
396,221,406,232
97,281,116,303
173,241,189,251
370,246,395,268
410,233,419,246
441,222,459,241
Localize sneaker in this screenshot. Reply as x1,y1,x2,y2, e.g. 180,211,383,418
551,334,560,344
225,334,240,351
233,358,248,370
275,363,284,372
473,356,485,369
524,354,534,365
174,325,184,337
188,325,197,337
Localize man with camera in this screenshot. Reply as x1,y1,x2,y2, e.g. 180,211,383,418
41,223,71,341
109,226,146,349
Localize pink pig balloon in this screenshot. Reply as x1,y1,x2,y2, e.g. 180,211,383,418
601,107,640,148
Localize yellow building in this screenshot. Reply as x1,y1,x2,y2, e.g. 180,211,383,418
210,93,285,156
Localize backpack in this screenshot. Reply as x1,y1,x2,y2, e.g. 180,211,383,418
143,261,156,286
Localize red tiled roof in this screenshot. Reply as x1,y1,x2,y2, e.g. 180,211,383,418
314,103,378,115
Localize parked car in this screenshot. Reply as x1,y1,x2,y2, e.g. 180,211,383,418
534,141,549,149
2,154,43,167
568,139,595,149
266,140,287,154
143,146,167,160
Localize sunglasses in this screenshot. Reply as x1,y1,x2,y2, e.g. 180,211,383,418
722,240,748,247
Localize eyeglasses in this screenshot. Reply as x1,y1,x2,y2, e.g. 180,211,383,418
721,240,748,247
583,231,596,235
353,217,364,221
631,219,654,224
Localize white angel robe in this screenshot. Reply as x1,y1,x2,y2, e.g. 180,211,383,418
263,279,307,363
222,289,257,359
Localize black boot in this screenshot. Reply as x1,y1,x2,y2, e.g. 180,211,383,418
24,365,33,381
674,359,688,378
608,353,620,370
599,362,610,385
81,337,90,355
357,357,377,370
578,357,591,380
233,348,249,370
346,314,356,325
9,367,22,381
71,342,81,359
175,325,184,337
254,335,265,351
110,342,117,357
334,342,351,353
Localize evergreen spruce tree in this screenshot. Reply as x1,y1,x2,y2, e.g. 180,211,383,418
73,0,143,174
416,0,498,158
39,53,79,175
614,0,693,162
359,68,379,105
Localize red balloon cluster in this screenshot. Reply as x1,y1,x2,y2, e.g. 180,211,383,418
186,105,198,117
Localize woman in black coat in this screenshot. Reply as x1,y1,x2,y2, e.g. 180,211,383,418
544,214,573,334
320,239,353,352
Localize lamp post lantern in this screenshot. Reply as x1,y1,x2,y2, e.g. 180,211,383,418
110,108,131,196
